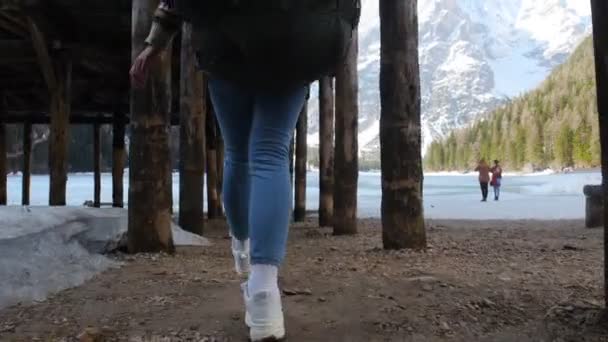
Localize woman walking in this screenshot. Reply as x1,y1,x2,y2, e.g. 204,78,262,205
475,159,491,202
490,160,503,201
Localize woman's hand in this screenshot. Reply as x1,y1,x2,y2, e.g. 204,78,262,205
130,45,162,89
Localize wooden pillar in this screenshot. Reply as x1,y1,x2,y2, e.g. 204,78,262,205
216,123,224,217
112,113,126,208
48,58,71,206
289,136,295,188
333,30,359,235
294,100,308,222
319,77,335,227
128,0,174,253
179,22,206,235
379,0,427,249
206,100,220,219
93,123,101,208
591,0,608,307
22,123,32,205
0,97,5,206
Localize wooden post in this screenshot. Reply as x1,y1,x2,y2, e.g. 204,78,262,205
379,0,427,249
591,0,608,307
289,136,295,188
112,113,126,208
333,30,359,235
206,100,220,219
0,96,5,206
179,22,206,235
319,77,335,227
22,123,32,205
128,0,174,253
48,58,71,206
294,100,308,222
93,123,101,208
216,123,224,217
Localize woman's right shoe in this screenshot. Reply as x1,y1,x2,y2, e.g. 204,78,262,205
241,282,285,341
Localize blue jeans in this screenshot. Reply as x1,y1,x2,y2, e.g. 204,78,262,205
208,78,307,266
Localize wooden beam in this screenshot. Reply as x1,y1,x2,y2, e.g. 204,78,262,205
112,112,125,208
127,0,174,253
216,121,224,217
319,77,335,227
26,17,57,91
21,122,31,205
48,56,70,206
333,30,359,235
379,0,426,250
0,12,28,38
93,122,101,207
178,22,206,235
591,0,608,308
294,100,308,222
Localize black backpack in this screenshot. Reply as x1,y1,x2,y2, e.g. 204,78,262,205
174,0,361,89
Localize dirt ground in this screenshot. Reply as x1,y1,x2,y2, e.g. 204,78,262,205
1,219,608,342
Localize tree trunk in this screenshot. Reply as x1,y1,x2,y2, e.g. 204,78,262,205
112,113,126,208
49,58,71,206
22,123,32,205
319,77,335,227
294,101,308,222
591,0,608,308
128,0,175,253
206,101,221,219
333,31,359,235
379,0,426,250
179,22,206,235
93,123,101,208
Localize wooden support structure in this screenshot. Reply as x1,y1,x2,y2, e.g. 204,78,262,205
379,0,427,249
48,57,71,206
333,31,359,235
128,0,174,253
591,0,608,308
178,22,206,235
294,100,308,222
22,123,32,205
319,77,335,227
112,113,126,208
206,101,221,219
216,123,224,217
93,123,101,208
0,96,6,205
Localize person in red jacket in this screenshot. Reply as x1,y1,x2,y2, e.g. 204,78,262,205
475,159,491,202
490,160,503,201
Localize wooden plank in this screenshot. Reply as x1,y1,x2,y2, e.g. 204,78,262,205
112,112,126,208
127,0,174,253
48,56,70,206
590,0,608,308
178,22,206,235
26,17,57,91
379,0,426,250
333,30,359,235
216,121,224,217
318,77,335,227
22,122,31,205
93,122,101,208
294,100,308,222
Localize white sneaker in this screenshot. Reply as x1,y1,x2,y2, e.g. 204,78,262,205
241,282,285,341
232,238,251,275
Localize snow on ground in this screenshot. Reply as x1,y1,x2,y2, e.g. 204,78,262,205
0,207,210,310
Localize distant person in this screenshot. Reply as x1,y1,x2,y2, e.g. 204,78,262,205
490,160,503,201
130,1,360,341
475,159,490,202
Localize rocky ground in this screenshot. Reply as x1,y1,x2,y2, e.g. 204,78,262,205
0,219,607,342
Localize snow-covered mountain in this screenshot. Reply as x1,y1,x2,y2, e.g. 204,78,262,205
307,0,592,155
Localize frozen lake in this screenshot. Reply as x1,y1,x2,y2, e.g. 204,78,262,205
4,170,602,220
